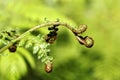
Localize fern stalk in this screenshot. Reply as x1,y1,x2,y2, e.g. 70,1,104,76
0,22,75,53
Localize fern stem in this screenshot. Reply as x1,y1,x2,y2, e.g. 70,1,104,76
0,22,76,53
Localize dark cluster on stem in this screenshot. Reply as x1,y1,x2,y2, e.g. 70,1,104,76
0,30,18,52
45,24,59,44
8,44,17,52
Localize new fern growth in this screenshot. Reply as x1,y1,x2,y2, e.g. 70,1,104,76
0,20,94,73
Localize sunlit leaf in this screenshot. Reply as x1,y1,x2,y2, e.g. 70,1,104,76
33,45,39,54
0,50,27,80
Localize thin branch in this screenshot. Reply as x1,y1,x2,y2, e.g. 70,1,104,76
0,21,77,53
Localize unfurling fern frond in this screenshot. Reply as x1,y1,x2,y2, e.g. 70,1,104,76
0,20,94,73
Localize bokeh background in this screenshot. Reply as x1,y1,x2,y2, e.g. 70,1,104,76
0,0,120,80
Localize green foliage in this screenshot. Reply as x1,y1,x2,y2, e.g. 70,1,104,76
1,0,120,80
20,34,53,63
0,48,35,80
0,0,77,80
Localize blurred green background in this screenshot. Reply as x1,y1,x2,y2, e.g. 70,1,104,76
0,0,120,80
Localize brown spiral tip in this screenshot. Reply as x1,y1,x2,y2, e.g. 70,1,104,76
45,62,53,73
78,24,87,33
84,36,94,48
76,36,94,48
73,24,87,35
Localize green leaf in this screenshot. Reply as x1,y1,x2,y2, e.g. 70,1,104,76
0,39,8,45
33,45,39,54
37,50,44,59
41,57,48,63
0,50,27,80
47,56,53,61
18,39,26,47
25,41,32,48
17,48,35,69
